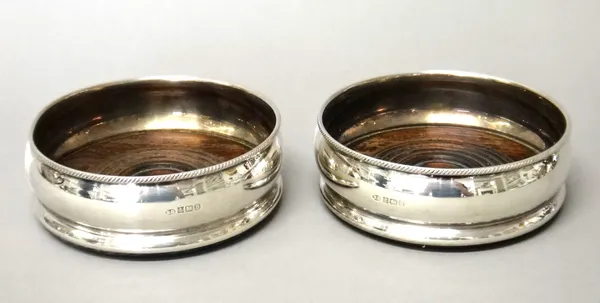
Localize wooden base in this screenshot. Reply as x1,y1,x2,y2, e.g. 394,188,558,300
57,130,253,176
346,125,537,169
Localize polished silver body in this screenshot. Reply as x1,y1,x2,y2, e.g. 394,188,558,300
316,71,571,246
25,76,282,254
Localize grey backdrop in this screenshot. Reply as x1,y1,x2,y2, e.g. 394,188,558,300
1,1,599,302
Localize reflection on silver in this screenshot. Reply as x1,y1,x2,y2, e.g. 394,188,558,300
315,71,571,246
25,76,282,254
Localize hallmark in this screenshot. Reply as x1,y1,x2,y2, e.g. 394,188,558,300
372,194,405,206
166,203,201,215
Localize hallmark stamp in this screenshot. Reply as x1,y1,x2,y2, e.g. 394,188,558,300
166,203,201,215
372,194,405,206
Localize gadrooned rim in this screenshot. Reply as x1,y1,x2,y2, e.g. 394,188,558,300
28,76,281,184
317,70,571,176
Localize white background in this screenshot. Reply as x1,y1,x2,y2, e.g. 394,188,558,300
1,1,599,302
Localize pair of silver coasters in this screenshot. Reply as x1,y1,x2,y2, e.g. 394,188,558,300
25,71,571,254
